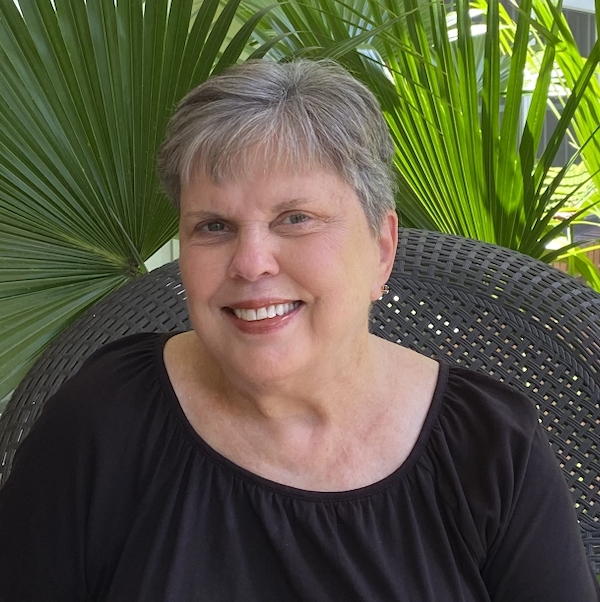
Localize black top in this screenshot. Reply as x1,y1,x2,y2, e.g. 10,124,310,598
0,333,598,602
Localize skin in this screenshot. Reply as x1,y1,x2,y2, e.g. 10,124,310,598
164,165,439,491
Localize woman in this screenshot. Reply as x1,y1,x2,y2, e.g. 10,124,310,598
0,59,597,601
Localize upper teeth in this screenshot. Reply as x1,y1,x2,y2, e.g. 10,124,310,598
233,302,299,322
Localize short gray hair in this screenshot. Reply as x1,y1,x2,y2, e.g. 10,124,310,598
157,59,396,231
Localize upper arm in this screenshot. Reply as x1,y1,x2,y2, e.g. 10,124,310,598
0,337,150,602
0,393,91,601
481,425,600,602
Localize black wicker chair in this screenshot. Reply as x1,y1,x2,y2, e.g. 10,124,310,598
1,228,600,571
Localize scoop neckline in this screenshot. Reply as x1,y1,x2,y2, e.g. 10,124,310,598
154,331,449,502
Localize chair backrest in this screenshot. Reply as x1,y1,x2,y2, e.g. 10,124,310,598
2,228,600,570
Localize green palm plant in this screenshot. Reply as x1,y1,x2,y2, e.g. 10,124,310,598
0,0,275,402
249,0,600,280
541,158,600,286
532,0,600,283
2,0,599,404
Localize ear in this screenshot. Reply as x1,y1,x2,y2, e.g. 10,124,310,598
371,210,398,302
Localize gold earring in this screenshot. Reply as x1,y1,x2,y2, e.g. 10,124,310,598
378,284,390,300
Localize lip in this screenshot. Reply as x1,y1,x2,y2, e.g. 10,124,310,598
223,299,303,334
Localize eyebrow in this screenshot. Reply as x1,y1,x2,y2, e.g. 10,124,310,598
182,210,222,221
272,198,313,212
182,198,313,220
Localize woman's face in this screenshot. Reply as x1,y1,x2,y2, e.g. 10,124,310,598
178,165,397,388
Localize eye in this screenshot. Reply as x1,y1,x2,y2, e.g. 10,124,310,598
282,213,310,225
190,219,234,243
198,220,228,232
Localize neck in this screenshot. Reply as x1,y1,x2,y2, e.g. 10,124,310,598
166,332,438,492
185,330,382,428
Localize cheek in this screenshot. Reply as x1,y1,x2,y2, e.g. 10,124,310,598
311,237,378,284
180,249,224,306
284,245,339,293
290,247,373,313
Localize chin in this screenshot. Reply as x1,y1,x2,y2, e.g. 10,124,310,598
223,348,309,388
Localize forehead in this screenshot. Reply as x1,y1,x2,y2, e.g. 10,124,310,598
183,138,340,189
183,164,351,202
179,166,368,226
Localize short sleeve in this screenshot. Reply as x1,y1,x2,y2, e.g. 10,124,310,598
0,333,162,602
481,422,600,601
0,382,93,601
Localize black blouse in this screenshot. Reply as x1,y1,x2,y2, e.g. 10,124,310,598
0,333,597,601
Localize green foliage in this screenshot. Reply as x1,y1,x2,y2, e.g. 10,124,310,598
533,0,600,277
0,0,273,401
2,0,600,401
250,0,600,268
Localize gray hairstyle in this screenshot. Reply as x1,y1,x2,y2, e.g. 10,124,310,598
157,59,396,231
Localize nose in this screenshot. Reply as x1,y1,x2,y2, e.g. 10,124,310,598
227,227,279,282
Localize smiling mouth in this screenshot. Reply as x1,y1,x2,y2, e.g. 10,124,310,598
230,301,301,322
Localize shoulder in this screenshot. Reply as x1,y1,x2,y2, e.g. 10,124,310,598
6,331,182,505
0,333,181,596
438,367,600,598
432,363,543,476
446,363,538,415
70,331,170,385
423,364,549,548
437,363,540,452
44,332,172,416
19,332,177,462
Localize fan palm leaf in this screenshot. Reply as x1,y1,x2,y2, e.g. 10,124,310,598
250,0,600,274
0,0,274,401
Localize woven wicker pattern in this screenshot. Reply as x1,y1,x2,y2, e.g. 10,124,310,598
1,228,599,570
371,229,600,572
0,266,190,489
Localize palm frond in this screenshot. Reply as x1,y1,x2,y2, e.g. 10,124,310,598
251,0,599,280
0,0,274,400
